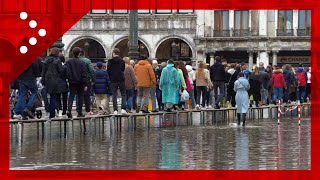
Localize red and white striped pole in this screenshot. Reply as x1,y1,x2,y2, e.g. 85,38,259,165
298,102,301,126
278,100,281,125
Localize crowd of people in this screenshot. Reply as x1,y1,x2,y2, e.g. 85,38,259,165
11,47,311,125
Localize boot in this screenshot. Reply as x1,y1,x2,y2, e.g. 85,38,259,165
237,113,241,126
242,113,246,127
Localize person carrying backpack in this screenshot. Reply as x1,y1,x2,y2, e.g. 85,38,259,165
296,64,308,103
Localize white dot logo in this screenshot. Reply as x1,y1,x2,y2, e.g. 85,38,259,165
20,12,28,20
29,37,37,45
29,20,37,28
20,46,28,54
38,29,46,37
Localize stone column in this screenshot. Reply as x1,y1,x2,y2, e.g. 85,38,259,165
209,51,215,66
248,50,254,71
272,51,278,66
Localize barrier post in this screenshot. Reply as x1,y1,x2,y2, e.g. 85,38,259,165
298,103,301,126
278,100,281,125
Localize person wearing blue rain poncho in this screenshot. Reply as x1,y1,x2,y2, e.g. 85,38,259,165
160,59,180,112
234,72,250,126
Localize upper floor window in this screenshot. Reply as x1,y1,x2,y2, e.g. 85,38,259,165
277,10,293,36
214,10,229,37
234,10,249,36
298,10,311,36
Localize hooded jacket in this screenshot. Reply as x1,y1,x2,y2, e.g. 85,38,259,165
283,69,294,87
41,56,63,94
134,59,156,88
295,67,308,86
210,62,226,82
272,70,287,88
107,56,125,83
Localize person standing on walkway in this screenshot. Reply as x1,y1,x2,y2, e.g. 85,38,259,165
94,61,111,115
272,66,287,104
306,67,311,101
150,60,159,112
134,55,156,113
186,62,196,109
55,54,68,117
234,72,250,126
249,66,261,107
296,64,308,103
124,57,137,113
258,64,270,105
107,48,127,115
13,57,43,120
41,48,63,119
160,59,180,112
210,56,226,109
156,62,167,111
195,61,210,109
65,47,88,118
79,49,96,116
226,63,238,107
283,64,294,103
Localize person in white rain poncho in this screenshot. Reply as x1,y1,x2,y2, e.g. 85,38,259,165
234,72,250,126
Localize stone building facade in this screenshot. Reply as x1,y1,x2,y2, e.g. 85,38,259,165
62,9,311,68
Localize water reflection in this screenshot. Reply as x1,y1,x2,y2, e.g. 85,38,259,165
10,118,310,170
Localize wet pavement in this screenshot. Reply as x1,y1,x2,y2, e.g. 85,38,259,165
10,117,310,170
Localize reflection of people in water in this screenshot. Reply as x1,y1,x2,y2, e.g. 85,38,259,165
235,129,249,169
159,138,180,169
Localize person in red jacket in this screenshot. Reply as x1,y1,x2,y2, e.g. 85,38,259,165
272,66,287,104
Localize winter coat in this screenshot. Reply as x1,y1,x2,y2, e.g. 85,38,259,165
94,69,111,95
186,65,195,85
41,56,63,94
249,73,261,94
283,69,294,88
160,64,180,104
195,69,210,87
272,70,287,88
18,57,43,81
58,64,68,93
65,58,88,85
134,60,156,88
107,56,125,83
177,69,187,89
296,67,308,87
79,56,96,84
210,62,226,82
226,68,238,95
234,77,250,113
259,70,270,89
124,65,137,90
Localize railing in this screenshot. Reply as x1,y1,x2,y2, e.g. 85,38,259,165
277,29,294,36
213,30,231,37
233,29,251,37
297,28,311,36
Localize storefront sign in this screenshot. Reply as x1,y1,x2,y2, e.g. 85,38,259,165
278,56,310,64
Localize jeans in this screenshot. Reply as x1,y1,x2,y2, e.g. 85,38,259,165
156,86,163,110
227,91,236,107
83,84,92,112
48,93,57,117
133,89,137,110
14,80,38,115
126,89,135,110
213,81,225,106
298,86,307,103
137,87,151,111
150,86,157,111
56,92,68,114
261,86,267,104
196,86,207,107
111,82,127,111
188,88,196,109
68,83,84,115
273,87,283,102
284,87,290,103
41,87,49,113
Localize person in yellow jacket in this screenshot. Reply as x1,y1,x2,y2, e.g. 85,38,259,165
134,55,156,113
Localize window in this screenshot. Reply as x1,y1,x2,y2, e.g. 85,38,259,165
234,10,249,36
138,10,150,14
171,41,191,59
277,10,293,36
177,10,194,14
112,10,128,14
91,10,107,14
214,10,229,36
298,10,311,36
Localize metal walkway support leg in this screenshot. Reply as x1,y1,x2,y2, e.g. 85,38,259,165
17,122,24,146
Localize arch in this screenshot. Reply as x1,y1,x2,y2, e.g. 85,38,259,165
111,36,151,58
154,35,195,62
66,36,107,61
67,36,107,63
